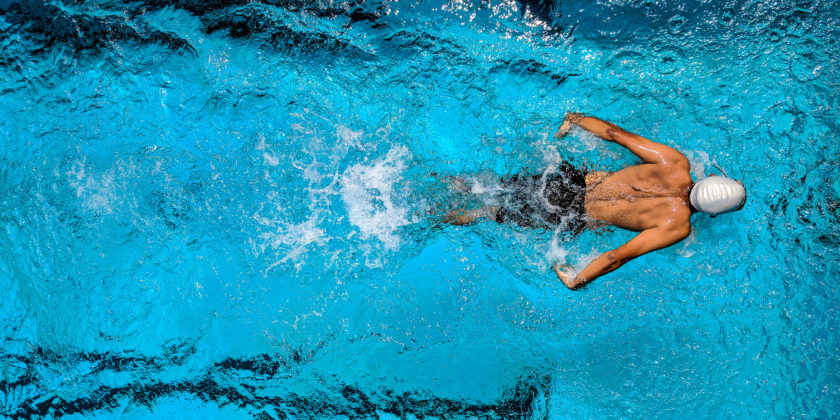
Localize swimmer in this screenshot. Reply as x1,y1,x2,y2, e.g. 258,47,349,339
445,112,746,290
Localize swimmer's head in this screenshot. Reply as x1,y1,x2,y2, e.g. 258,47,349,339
689,175,746,216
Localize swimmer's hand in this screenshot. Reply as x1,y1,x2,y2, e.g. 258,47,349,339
553,263,580,290
553,120,573,139
553,112,586,139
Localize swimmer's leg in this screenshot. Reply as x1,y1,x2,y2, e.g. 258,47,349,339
429,172,471,194
443,206,499,225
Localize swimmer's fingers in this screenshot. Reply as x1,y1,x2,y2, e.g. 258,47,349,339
552,263,572,281
554,120,573,139
553,263,573,273
554,114,579,139
553,263,580,289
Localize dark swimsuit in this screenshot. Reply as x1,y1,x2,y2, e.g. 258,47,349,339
493,162,588,233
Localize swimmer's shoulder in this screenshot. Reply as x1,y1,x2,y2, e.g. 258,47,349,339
646,159,692,187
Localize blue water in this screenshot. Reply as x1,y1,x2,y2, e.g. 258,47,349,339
1,0,838,418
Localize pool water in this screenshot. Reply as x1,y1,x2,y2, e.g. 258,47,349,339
1,0,838,418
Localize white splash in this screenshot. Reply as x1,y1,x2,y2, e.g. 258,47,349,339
66,160,117,215
337,125,364,149
547,230,601,275
684,150,711,179
574,129,603,152
573,249,601,273
468,181,500,195
546,234,571,264
340,146,410,248
676,225,698,258
256,133,280,167
257,217,326,272
542,144,563,166
466,174,502,195
537,127,617,160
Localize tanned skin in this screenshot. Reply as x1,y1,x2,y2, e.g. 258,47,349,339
443,113,697,290
551,113,693,289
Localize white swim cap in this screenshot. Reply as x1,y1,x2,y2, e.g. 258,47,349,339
689,176,746,215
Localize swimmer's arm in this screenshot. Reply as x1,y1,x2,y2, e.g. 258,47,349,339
556,225,690,290
555,113,687,166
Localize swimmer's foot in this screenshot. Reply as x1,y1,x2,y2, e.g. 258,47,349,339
443,206,498,226
441,176,470,194
430,172,471,194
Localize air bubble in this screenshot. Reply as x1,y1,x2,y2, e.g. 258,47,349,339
721,9,734,25
668,15,685,35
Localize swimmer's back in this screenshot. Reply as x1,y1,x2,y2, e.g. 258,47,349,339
584,163,692,232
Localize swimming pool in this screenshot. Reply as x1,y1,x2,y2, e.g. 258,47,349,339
1,0,838,417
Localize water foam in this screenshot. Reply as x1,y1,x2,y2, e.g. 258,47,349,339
546,227,603,283
569,127,601,152
676,226,698,258
340,146,410,249
256,216,326,272
546,233,571,264
256,133,280,167
66,159,118,215
684,150,711,179
337,125,364,149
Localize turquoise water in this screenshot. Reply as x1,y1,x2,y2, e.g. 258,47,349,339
1,0,838,417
